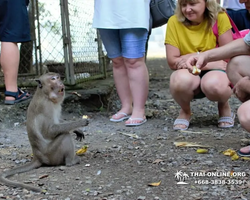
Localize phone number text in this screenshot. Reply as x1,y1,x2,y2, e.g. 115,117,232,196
194,179,246,185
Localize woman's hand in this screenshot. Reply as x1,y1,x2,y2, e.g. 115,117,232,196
175,54,195,73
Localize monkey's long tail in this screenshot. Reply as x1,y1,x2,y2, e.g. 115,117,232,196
0,159,42,193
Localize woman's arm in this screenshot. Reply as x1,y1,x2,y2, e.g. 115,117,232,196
165,44,180,70
218,29,234,47
186,38,250,71
165,44,197,70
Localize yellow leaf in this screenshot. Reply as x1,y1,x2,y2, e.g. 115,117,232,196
82,115,88,119
174,142,211,148
41,189,47,193
223,149,236,156
241,157,250,161
222,149,240,161
148,181,161,187
76,145,88,156
231,153,239,161
196,149,208,154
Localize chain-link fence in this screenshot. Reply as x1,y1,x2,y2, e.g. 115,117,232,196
0,0,111,88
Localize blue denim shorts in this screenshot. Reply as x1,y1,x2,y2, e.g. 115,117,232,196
0,0,30,42
98,28,148,59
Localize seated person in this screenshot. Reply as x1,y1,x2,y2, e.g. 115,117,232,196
165,0,234,131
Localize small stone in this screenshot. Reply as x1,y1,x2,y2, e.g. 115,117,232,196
59,166,67,171
163,127,168,132
56,185,62,190
137,196,146,200
85,180,92,184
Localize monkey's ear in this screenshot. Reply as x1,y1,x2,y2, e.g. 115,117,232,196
35,79,43,88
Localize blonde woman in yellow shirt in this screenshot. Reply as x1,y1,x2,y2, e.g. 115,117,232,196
165,0,234,130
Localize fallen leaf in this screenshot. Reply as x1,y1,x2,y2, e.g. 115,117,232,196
241,194,247,200
223,149,236,156
76,145,88,156
240,157,250,161
119,132,139,139
196,149,208,154
180,130,203,134
231,153,239,161
39,174,49,179
82,115,88,119
174,142,211,148
222,149,239,161
41,189,47,194
148,181,161,187
153,159,164,164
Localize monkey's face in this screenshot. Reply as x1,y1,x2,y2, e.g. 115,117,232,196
42,74,65,104
49,75,65,104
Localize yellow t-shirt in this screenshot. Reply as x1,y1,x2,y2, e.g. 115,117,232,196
165,12,232,55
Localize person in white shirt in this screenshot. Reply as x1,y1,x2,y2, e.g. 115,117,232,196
93,0,150,126
186,0,250,157
222,0,250,30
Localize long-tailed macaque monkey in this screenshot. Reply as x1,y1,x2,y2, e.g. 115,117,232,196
0,73,88,192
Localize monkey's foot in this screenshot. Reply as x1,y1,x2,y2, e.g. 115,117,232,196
4,88,32,105
66,156,80,166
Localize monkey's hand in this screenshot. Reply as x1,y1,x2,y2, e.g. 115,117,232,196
73,129,85,141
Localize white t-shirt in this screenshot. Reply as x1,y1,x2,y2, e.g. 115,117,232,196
93,0,150,31
223,0,246,11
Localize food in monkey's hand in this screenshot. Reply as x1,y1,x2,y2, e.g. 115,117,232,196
192,66,201,75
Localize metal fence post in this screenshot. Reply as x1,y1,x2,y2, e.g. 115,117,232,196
96,30,107,79
33,0,43,75
60,0,75,85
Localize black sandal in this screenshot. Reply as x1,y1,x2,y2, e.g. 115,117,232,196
4,88,32,105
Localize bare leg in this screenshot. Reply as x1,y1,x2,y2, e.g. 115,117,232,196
111,57,133,119
169,69,200,129
238,100,250,132
227,55,250,85
227,55,250,153
237,100,250,154
201,71,233,127
124,57,149,124
1,42,19,101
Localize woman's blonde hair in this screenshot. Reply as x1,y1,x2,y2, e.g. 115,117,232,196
175,0,226,30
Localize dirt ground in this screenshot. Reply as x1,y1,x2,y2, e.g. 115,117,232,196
0,58,250,200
